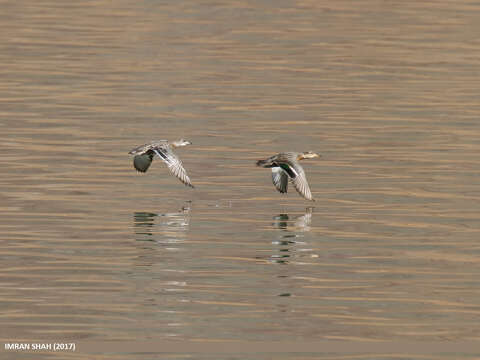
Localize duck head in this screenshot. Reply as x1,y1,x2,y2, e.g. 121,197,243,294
172,139,192,147
298,151,320,160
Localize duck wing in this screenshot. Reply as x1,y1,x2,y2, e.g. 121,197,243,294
153,146,194,188
289,162,314,201
133,152,154,173
271,167,288,193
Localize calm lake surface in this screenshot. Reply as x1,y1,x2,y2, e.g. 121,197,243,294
1,0,480,358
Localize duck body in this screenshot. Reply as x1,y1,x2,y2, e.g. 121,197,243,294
129,139,194,188
256,151,319,201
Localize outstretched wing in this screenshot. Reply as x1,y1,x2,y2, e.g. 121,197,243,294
271,167,288,193
290,163,314,201
153,147,194,188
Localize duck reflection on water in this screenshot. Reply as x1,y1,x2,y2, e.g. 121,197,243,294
270,207,313,264
272,207,313,234
133,203,190,244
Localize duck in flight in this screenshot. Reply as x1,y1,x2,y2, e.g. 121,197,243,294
128,139,194,188
256,152,319,201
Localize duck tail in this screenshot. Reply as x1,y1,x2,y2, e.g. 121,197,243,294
256,159,271,167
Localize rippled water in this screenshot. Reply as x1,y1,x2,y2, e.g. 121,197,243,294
1,0,480,358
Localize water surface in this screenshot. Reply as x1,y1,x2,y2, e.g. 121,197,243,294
1,0,480,358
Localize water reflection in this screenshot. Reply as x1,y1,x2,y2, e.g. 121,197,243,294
272,207,313,234
133,203,190,244
270,207,313,264
133,212,158,241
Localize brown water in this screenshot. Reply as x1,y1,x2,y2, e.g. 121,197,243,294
1,0,480,359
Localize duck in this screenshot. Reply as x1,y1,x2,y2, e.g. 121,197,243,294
128,139,194,188
256,152,319,201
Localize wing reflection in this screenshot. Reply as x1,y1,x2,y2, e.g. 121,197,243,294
133,212,158,241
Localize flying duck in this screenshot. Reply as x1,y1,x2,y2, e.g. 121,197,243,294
256,151,319,201
128,139,194,188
